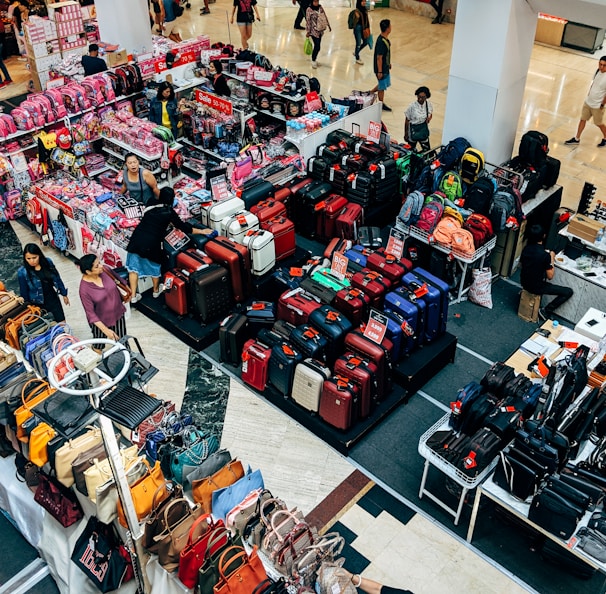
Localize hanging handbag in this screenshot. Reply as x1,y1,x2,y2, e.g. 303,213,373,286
316,558,356,594
192,459,245,514
178,514,216,589
168,428,220,484
142,480,185,550
183,448,232,486
409,101,429,142
211,467,265,521
84,445,139,502
213,546,268,594
71,516,133,593
34,470,83,527
28,422,56,467
53,425,103,487
303,37,313,56
14,378,55,442
292,532,345,588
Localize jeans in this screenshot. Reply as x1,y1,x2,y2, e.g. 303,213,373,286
354,25,368,60
537,282,573,314
0,43,10,82
311,35,321,61
430,0,444,17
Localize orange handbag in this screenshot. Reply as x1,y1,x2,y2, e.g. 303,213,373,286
213,546,268,594
192,460,244,514
4,305,42,349
14,378,55,442
29,422,57,467
117,459,167,527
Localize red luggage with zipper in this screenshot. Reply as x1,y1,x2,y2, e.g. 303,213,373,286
250,199,287,224
335,202,364,240
261,215,296,261
272,186,293,217
334,352,378,418
241,339,272,391
277,289,322,326
164,270,189,316
203,236,251,302
316,193,349,241
365,249,412,287
350,269,392,308
319,375,359,430
323,238,353,260
175,249,212,272
333,287,370,327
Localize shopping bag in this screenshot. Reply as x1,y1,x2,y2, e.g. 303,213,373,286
304,37,313,56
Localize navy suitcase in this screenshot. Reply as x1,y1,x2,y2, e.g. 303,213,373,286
219,313,249,366
384,288,425,348
400,272,441,343
255,267,302,303
246,301,276,337
268,342,303,396
308,305,353,366
290,324,328,362
410,267,449,336
240,178,275,210
383,309,414,359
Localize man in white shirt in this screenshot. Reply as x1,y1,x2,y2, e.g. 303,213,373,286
565,56,606,147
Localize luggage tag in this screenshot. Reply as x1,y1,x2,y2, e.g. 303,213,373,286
289,267,303,277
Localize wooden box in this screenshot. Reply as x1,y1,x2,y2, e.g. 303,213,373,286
518,290,541,323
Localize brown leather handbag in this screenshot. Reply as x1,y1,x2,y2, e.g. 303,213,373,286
54,426,103,487
192,459,244,514
29,422,56,467
14,378,55,442
142,481,185,551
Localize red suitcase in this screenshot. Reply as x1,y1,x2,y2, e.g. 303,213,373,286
261,215,296,261
288,176,314,197
344,329,393,400
204,236,252,303
316,193,348,241
277,289,322,326
334,352,378,418
323,238,353,260
365,249,412,287
350,269,392,308
333,287,370,327
250,199,287,224
175,249,212,272
164,270,188,315
335,203,364,240
319,375,359,431
241,339,272,391
272,186,293,217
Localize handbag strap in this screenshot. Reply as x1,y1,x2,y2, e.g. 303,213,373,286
20,313,53,337
152,480,173,509
217,546,248,580
186,513,212,546
21,377,51,408
161,497,195,533
203,525,230,559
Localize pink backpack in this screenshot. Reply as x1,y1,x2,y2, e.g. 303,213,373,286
0,114,17,134
96,74,116,102
432,215,462,246
29,95,55,124
44,89,68,119
60,86,81,113
20,101,46,127
66,83,92,111
416,197,445,233
11,107,35,131
4,190,23,219
82,77,105,106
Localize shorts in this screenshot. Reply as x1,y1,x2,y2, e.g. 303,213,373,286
377,73,391,91
126,252,161,278
163,19,179,37
237,20,253,26
581,102,604,125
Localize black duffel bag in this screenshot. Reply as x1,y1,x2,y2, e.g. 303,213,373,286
528,487,583,539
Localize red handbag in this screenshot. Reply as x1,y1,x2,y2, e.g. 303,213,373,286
178,514,215,588
34,471,83,527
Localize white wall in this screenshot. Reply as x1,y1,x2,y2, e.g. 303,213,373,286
95,0,153,55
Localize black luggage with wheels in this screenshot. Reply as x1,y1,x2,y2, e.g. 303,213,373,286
268,342,303,396
542,155,561,188
293,180,333,237
219,313,249,365
187,263,233,323
357,226,382,249
240,178,275,210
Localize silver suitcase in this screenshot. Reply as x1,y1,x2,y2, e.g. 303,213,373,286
221,210,260,244
291,358,331,412
203,197,246,231
242,229,276,276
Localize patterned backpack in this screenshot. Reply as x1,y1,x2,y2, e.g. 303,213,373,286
397,190,424,227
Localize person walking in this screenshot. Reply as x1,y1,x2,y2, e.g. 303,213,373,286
9,0,28,58
565,56,606,148
430,0,445,24
306,0,331,70
352,0,370,66
0,26,13,87
292,0,310,30
17,244,70,323
81,44,107,77
120,153,160,206
370,19,392,111
231,0,261,51
160,0,182,42
78,254,127,345
520,224,573,321
148,81,179,139
126,187,208,303
404,86,433,152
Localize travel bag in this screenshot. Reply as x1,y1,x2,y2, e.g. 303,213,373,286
239,178,275,210
271,320,297,341
308,305,353,366
289,324,328,362
343,244,370,270
221,210,260,244
317,194,349,241
335,202,364,240
242,229,276,276
185,263,233,324
268,342,303,396
164,270,189,316
350,269,391,308
384,288,425,347
202,197,246,230
319,375,359,431
310,267,351,292
327,164,349,195
261,216,296,261
346,172,374,207
306,155,331,181
245,301,276,336
293,180,333,238
400,270,445,341
204,236,252,303
277,289,322,326
241,339,272,391
334,352,378,418
357,226,382,249
175,249,212,272
528,486,583,539
219,313,249,366
250,199,287,223
333,287,370,327
291,358,331,412
299,276,337,306
365,249,412,287
381,311,405,362
518,130,548,168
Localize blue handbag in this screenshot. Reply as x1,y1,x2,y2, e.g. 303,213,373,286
169,429,220,484
211,467,264,521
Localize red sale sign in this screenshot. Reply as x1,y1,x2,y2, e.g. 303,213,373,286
195,89,233,116
363,310,387,344
331,251,348,281
367,121,381,144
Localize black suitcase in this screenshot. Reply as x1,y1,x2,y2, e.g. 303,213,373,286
326,129,359,151
272,319,297,340
187,263,233,323
346,171,375,206
354,140,387,159
268,342,303,396
246,301,276,337
293,180,333,238
316,143,347,165
290,323,329,362
240,178,275,210
327,165,349,195
219,313,249,365
307,156,330,181
357,226,382,249
542,155,560,188
308,305,354,366
300,277,337,305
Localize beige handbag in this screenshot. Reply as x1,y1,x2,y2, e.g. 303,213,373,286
84,445,139,502
0,290,24,316
0,342,17,373
54,426,103,487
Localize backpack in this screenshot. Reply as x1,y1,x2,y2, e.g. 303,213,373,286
347,9,358,29
416,197,444,233
397,190,425,226
489,190,516,233
411,164,435,194
443,205,463,225
438,170,464,202
438,137,471,170
450,381,486,432
51,218,68,252
460,147,485,185
464,177,495,215
433,214,462,246
519,130,548,168
463,213,493,247
450,228,476,257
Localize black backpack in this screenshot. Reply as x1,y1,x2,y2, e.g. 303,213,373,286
464,177,495,216
519,130,548,168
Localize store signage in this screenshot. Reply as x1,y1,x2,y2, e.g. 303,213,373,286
330,251,348,281
363,310,387,344
367,120,381,144
155,49,197,73
210,175,230,201
195,89,233,116
385,228,405,260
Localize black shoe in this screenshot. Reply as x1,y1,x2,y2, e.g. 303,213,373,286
382,104,392,112
431,17,440,24
294,25,305,30
439,14,446,23
538,308,548,322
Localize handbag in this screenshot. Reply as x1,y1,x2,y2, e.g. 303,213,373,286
303,37,313,56
197,527,243,594
316,558,356,594
271,521,316,575
528,487,583,539
226,488,271,535
213,546,268,594
492,448,547,501
243,496,287,548
71,516,133,593
32,390,94,440
261,507,306,556
576,527,606,562
28,422,56,467
14,378,55,442
4,305,42,350
103,265,131,303
409,100,429,142
84,445,139,502
168,428,220,484
142,480,185,550
212,468,265,521
192,459,245,514
34,470,83,527
54,425,103,487
362,27,370,40
183,448,232,486
293,532,344,588
72,437,119,496
178,515,219,589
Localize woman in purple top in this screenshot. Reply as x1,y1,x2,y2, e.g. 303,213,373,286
78,254,127,346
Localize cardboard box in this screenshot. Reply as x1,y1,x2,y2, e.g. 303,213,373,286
47,1,81,21
535,15,567,46
105,49,128,67
567,214,605,243
518,290,541,323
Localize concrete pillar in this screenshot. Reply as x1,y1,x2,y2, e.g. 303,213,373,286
442,0,538,164
95,0,152,55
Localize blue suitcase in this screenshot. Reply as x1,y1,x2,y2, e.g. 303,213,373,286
290,324,328,363
344,245,369,272
384,288,425,347
400,272,442,343
410,267,449,335
268,342,303,396
383,309,415,359
308,305,353,367
382,312,404,362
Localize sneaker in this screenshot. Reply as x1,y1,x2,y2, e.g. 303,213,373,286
3,80,12,85
356,59,364,65
200,8,210,14
311,61,318,69
152,284,165,298
439,15,446,23
294,25,305,30
382,104,392,112
538,308,548,322
598,139,606,148
564,137,579,145
131,293,142,304
431,16,440,24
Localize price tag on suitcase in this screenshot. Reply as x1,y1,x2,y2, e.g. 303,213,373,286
364,310,388,344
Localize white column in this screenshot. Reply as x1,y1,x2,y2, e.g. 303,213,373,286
442,0,538,164
95,0,153,55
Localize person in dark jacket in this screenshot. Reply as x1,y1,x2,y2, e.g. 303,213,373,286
126,187,208,303
148,80,179,138
17,243,69,322
352,0,370,65
520,224,573,320
81,44,108,76
209,60,231,97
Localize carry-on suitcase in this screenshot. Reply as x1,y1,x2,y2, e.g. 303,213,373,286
291,358,331,412
299,276,337,305
310,267,351,292
256,267,301,303
327,165,349,195
357,226,383,249
221,210,260,244
219,313,249,365
317,194,348,241
290,324,328,362
175,248,212,272
354,140,387,159
409,267,449,336
272,319,297,341
384,288,424,348
319,375,359,430
246,301,276,336
401,272,441,335
261,215,296,261
365,249,412,287
277,289,322,326
335,202,364,240
308,305,354,366
350,269,391,308
324,238,353,260
333,288,370,327
241,339,272,391
250,198,287,224
307,155,331,181
343,244,370,269
202,196,245,230
272,186,293,217
204,236,252,302
242,229,276,276
187,263,233,323
316,143,347,165
346,171,374,207
334,352,378,418
268,342,303,396
293,180,333,238
340,152,368,172
325,129,359,150
164,270,189,316
382,310,408,361
542,155,560,189
239,178,275,210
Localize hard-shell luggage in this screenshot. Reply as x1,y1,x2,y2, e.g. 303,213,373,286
221,210,260,244
340,152,367,172
365,249,412,287
327,165,349,195
299,277,337,305
334,353,378,418
319,375,359,430
219,313,249,365
308,305,353,366
257,267,301,303
204,236,252,303
350,269,391,308
346,171,374,207
202,197,246,230
271,319,297,341
268,342,303,396
273,186,293,216
250,199,287,224
333,288,370,327
335,202,364,240
239,178,275,210
175,248,212,272
164,270,189,316
409,267,449,336
326,129,359,150
354,140,386,159
307,155,331,181
316,143,347,165
290,324,328,362
293,180,333,238
277,289,322,326
186,263,232,323
382,311,406,362
401,271,442,341
245,301,276,336
310,267,351,292
242,229,276,276
324,238,353,260
357,226,382,249
317,194,348,241
241,339,272,391
291,358,331,412
261,215,296,261
542,155,560,188
343,245,370,270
